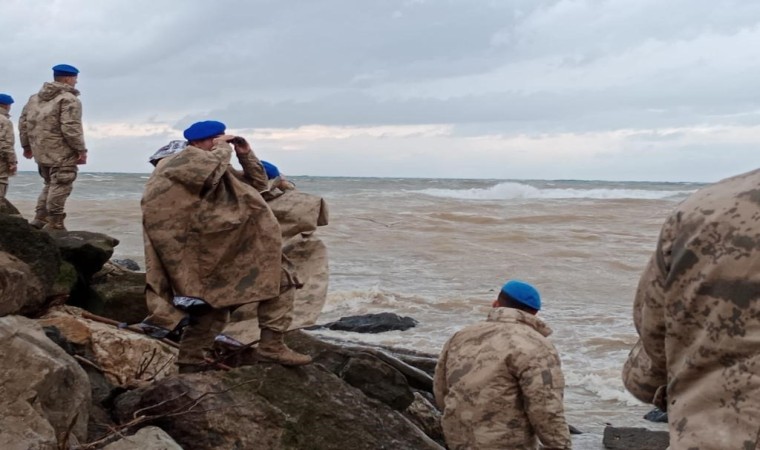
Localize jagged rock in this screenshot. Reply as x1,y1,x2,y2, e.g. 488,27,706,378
0,315,90,446
322,312,419,333
51,231,119,279
90,265,148,324
404,392,445,446
0,214,61,314
0,198,20,215
602,426,669,449
115,362,442,450
0,251,39,316
102,426,183,450
111,258,141,271
39,306,177,387
643,407,668,423
340,353,415,410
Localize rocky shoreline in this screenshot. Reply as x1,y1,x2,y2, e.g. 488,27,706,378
0,199,668,449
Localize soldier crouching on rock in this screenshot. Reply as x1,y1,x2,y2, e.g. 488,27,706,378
140,120,312,373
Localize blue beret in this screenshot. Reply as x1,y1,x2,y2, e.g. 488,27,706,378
501,280,541,311
183,120,226,141
52,64,79,77
261,161,280,179
0,94,14,105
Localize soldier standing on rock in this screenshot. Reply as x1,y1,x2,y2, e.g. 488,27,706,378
141,120,312,373
434,280,572,450
19,64,88,231
0,94,17,201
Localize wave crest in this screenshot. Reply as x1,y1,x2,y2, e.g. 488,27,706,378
413,182,694,200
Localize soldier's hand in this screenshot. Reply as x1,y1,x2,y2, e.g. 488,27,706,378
213,134,237,146
23,148,32,159
76,152,88,165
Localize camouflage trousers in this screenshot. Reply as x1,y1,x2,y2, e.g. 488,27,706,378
0,178,7,200
35,165,78,216
177,285,295,365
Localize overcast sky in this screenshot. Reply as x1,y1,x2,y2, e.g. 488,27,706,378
3,0,760,181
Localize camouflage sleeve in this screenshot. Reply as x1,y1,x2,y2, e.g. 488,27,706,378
433,342,450,411
234,151,269,192
59,95,87,154
517,347,572,449
18,103,29,151
204,145,233,191
0,119,16,164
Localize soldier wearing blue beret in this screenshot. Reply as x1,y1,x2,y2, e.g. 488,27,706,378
0,93,18,200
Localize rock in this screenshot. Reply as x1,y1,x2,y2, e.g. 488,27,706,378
0,214,61,314
115,363,443,450
404,392,445,446
111,258,141,271
51,230,120,279
602,426,669,450
0,251,40,316
643,407,668,423
102,426,183,450
90,267,148,324
0,315,91,446
340,353,415,410
50,260,79,299
39,306,177,387
0,198,20,215
323,312,419,333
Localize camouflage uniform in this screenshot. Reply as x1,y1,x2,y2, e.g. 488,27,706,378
0,109,16,200
141,143,289,366
623,168,760,450
19,81,86,223
433,307,572,450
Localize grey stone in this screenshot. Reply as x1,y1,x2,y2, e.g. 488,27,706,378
603,426,669,450
102,426,183,450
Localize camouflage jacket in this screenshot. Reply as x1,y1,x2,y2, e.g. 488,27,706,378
141,143,282,330
434,308,572,450
0,111,16,178
19,82,86,167
623,168,760,450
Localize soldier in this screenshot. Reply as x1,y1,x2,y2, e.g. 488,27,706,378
141,120,312,373
434,280,572,450
622,169,760,449
0,94,17,200
19,64,87,230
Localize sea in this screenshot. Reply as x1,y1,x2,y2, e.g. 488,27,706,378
7,172,701,448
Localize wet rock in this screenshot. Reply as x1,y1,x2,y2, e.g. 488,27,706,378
51,230,119,279
0,315,91,446
643,407,668,423
404,392,444,446
340,353,415,411
602,426,669,449
115,362,442,450
322,312,419,333
0,198,20,215
102,426,183,450
50,260,79,299
90,266,148,324
0,251,39,316
0,214,61,314
111,258,141,271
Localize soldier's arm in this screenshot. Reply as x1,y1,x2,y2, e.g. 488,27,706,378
0,120,16,165
432,343,450,411
517,348,572,450
235,150,269,192
59,96,87,155
18,103,30,154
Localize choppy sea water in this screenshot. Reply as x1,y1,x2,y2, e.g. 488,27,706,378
7,172,700,448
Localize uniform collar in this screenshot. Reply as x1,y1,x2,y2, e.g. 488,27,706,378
486,307,553,337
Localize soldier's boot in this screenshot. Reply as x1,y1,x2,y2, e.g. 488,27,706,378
256,329,312,366
29,210,48,229
43,213,67,231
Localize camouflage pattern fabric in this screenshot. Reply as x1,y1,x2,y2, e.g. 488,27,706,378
19,82,86,166
0,110,16,194
141,143,282,329
623,168,760,450
34,165,77,216
434,307,572,450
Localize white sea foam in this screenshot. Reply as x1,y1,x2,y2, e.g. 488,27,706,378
413,182,694,200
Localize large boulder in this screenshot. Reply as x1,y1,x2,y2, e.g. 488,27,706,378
115,362,442,450
89,262,148,324
0,251,38,316
51,231,119,280
0,198,20,215
321,312,419,333
340,353,415,410
602,426,669,450
0,315,90,447
0,214,61,314
403,392,444,446
102,426,183,450
39,306,177,387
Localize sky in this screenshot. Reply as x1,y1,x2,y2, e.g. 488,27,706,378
3,0,760,182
